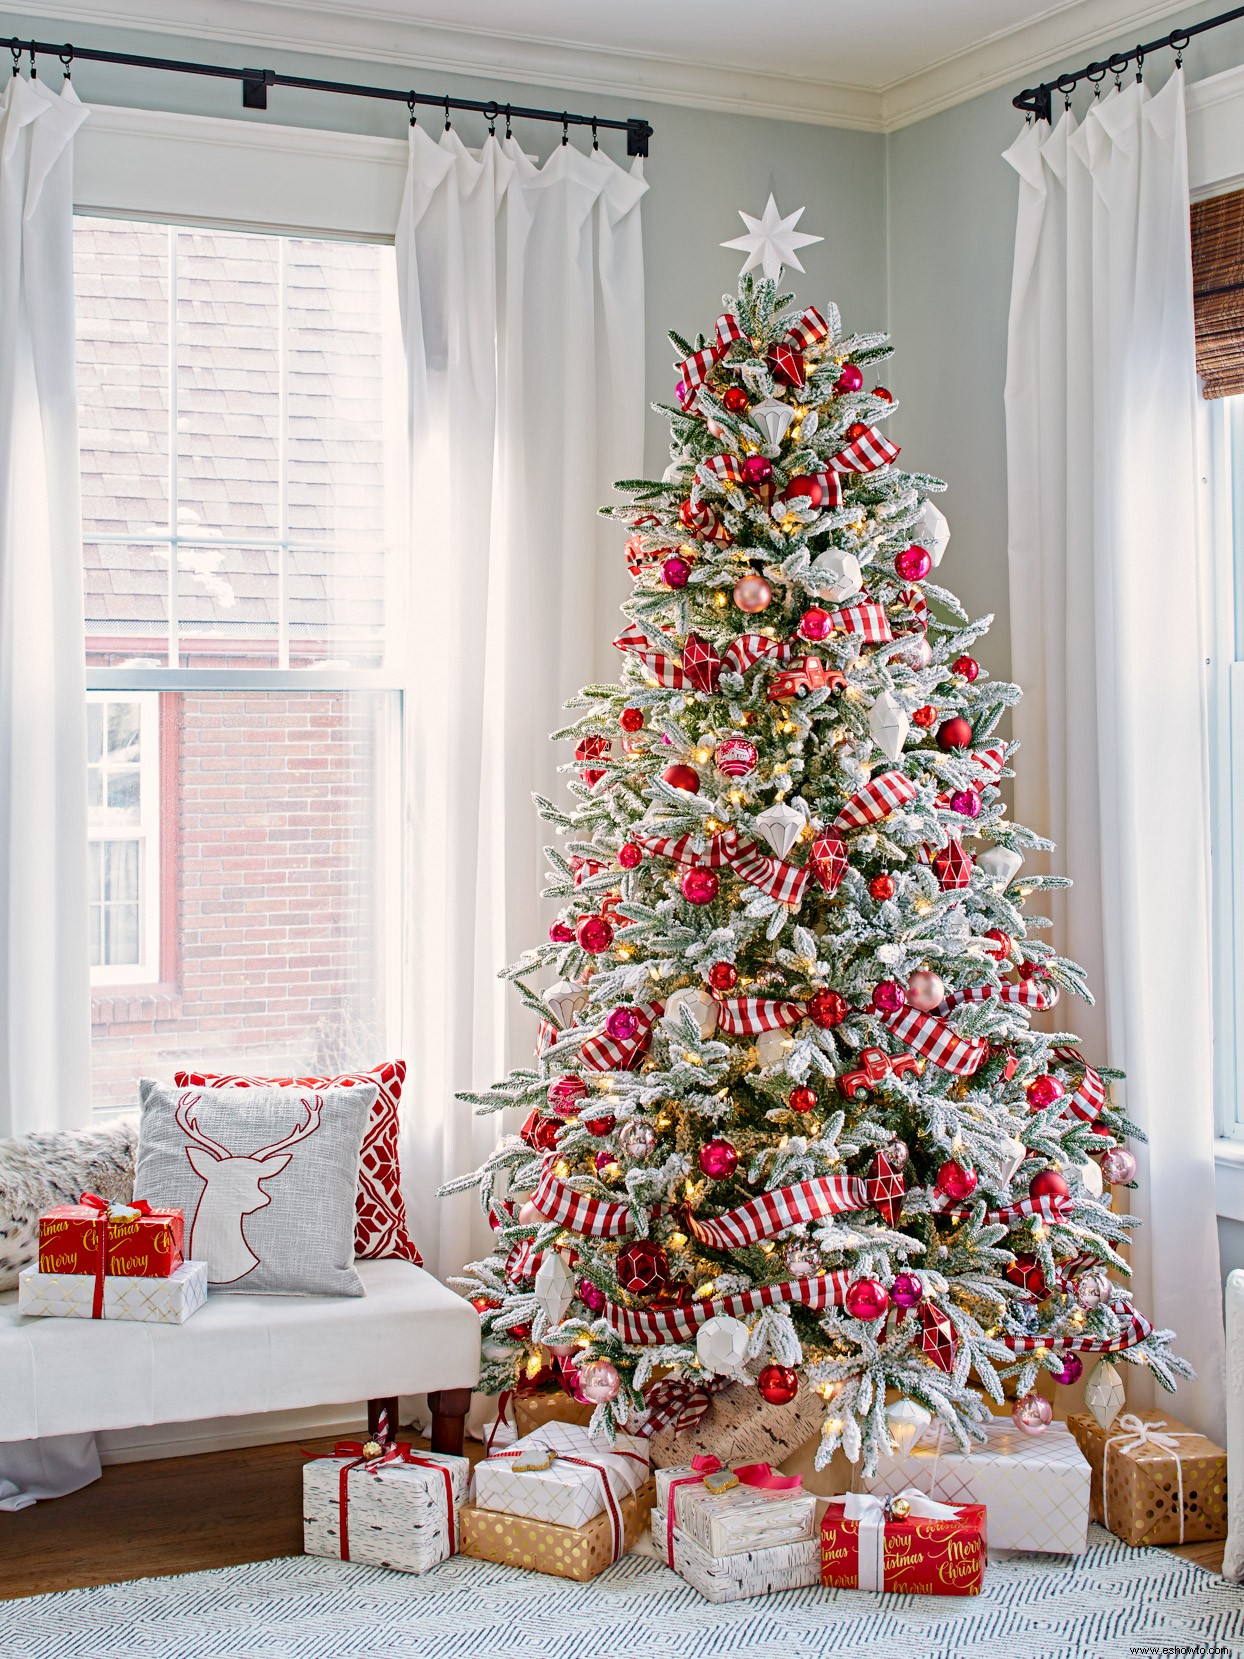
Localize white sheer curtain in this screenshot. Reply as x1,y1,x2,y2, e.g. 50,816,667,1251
1004,71,1224,1438
0,77,90,1140
395,127,647,1279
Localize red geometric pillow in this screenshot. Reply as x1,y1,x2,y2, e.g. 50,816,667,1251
173,1061,421,1265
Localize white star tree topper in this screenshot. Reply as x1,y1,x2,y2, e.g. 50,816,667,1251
722,195,823,283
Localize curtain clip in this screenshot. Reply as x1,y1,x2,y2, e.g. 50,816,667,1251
59,45,73,82
561,111,569,146
406,91,417,127
591,118,599,151
505,104,513,141
444,94,451,133
485,99,498,138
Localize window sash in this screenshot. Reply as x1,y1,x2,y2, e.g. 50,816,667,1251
86,691,162,985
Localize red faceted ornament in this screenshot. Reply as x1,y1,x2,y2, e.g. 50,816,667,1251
723,386,749,414
912,705,939,729
918,1302,957,1372
662,763,701,794
952,655,980,681
1029,1168,1070,1202
699,1137,739,1179
766,342,805,387
583,1113,617,1137
1006,1252,1049,1299
757,1364,800,1405
741,454,773,486
520,1110,561,1152
873,385,894,402
869,874,896,902
618,842,642,870
1026,1074,1065,1111
937,717,973,751
868,1148,906,1227
575,735,610,786
662,556,692,589
788,1086,818,1114
835,363,864,393
845,1277,890,1321
616,1240,670,1296
807,989,848,1028
576,914,614,955
681,633,723,692
871,979,906,1014
548,1075,588,1117
810,833,849,894
984,928,1012,961
931,840,973,891
549,921,575,943
708,960,738,992
895,544,932,583
619,707,644,732
935,1159,978,1201
681,866,719,905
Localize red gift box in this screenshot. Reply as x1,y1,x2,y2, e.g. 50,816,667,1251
820,1491,986,1596
39,1194,184,1280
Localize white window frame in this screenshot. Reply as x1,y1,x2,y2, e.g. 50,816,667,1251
87,691,161,986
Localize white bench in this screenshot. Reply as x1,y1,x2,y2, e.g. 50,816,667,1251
0,1258,480,1455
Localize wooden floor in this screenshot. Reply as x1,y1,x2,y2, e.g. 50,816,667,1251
0,1432,1224,1601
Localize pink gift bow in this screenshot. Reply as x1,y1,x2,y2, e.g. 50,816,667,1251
831,1488,964,1591
486,1430,649,1564
663,1455,803,1568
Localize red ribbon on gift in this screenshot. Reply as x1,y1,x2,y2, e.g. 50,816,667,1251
316,1439,458,1561
662,1455,802,1567
78,1192,155,1320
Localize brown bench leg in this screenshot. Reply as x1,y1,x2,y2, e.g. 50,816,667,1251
367,1396,400,1445
427,1387,472,1457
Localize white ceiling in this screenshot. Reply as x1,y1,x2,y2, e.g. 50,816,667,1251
16,0,1195,130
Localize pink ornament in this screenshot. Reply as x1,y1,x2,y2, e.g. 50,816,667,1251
578,1278,606,1313
888,1140,909,1168
890,1272,924,1308
681,866,719,905
1074,1270,1111,1310
618,1119,656,1160
605,1006,641,1042
549,922,575,943
517,1201,543,1225
716,736,758,777
1053,1354,1083,1386
594,1149,618,1176
1012,1392,1053,1436
835,363,864,393
871,979,906,1014
548,1075,588,1117
618,842,642,870
576,915,614,955
662,556,692,589
1025,1074,1065,1111
950,789,981,818
579,1359,621,1404
733,574,772,613
845,1277,890,1321
798,607,832,642
741,454,773,486
895,544,932,582
935,1159,977,1201
1102,1147,1137,1185
906,969,946,1012
699,1138,739,1179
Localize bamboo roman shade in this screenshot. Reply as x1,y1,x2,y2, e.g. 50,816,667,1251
1192,188,1244,399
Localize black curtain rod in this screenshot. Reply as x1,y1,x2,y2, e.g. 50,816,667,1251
4,33,654,155
1014,2,1244,121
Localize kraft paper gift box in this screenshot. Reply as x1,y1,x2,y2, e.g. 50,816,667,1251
513,1392,595,1439
304,1446,471,1573
38,1198,183,1279
647,1379,823,1470
820,1492,987,1595
654,1463,817,1557
857,1415,1091,1554
1067,1409,1227,1547
472,1420,651,1530
18,1260,208,1325
655,1512,821,1603
458,1482,655,1582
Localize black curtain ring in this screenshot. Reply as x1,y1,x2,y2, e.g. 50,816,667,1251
59,45,72,80
1135,45,1145,83
28,41,36,78
1056,72,1076,110
504,103,512,140
443,94,451,132
484,98,498,137
406,91,417,126
591,117,599,151
1170,31,1189,69
561,111,569,146
9,38,21,77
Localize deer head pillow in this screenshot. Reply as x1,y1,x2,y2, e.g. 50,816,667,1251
134,1079,376,1295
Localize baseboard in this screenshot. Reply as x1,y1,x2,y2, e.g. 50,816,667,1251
95,1396,431,1465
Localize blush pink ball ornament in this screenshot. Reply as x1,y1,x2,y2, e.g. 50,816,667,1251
871,979,906,1014
577,1278,606,1312
618,1120,656,1160
1102,1147,1138,1185
733,575,772,613
1012,1392,1053,1436
741,454,773,486
1053,1354,1083,1386
906,970,946,1011
950,789,981,818
605,1007,641,1042
661,556,692,589
845,1278,890,1321
895,544,932,582
699,1138,739,1179
579,1359,621,1404
1074,1270,1112,1310
890,1272,924,1308
798,607,833,642
681,866,719,905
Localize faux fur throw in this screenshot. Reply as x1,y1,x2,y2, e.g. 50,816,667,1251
0,1120,138,1292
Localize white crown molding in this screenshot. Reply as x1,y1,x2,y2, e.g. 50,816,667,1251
9,0,1225,135
1187,60,1244,199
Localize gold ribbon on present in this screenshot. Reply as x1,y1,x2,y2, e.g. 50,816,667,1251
1102,1413,1198,1545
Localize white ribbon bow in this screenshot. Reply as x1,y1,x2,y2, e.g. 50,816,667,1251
1102,1413,1193,1545
837,1488,962,1592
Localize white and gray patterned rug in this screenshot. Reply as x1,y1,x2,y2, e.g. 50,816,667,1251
1,1527,1240,1659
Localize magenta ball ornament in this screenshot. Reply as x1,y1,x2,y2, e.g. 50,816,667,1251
699,1137,739,1180
871,979,906,1014
579,1360,621,1404
845,1277,891,1321
798,607,833,642
935,1159,978,1202
594,1149,618,1176
741,454,773,486
906,969,946,1012
895,544,932,582
757,1364,800,1405
890,1272,924,1308
577,1278,606,1313
733,575,772,613
605,1007,641,1042
1101,1147,1138,1186
1053,1354,1083,1386
618,842,642,870
950,789,981,818
549,921,575,943
835,363,864,393
1012,1392,1053,1436
1025,1074,1065,1111
576,915,614,955
661,556,692,589
681,866,719,905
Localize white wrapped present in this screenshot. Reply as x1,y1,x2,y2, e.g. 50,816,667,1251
654,1463,816,1557
857,1414,1091,1554
472,1420,650,1531
655,1507,820,1602
18,1260,208,1325
304,1445,471,1573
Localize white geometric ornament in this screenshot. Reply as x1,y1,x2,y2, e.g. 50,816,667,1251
1078,1157,1105,1199
977,846,1023,886
1085,1359,1127,1431
756,1027,792,1068
919,499,951,567
533,1252,575,1326
885,1397,933,1454
812,548,863,604
754,802,804,859
749,397,796,452
869,691,910,763
999,1136,1026,1186
544,979,589,1029
722,195,823,284
661,986,719,1041
696,1315,750,1375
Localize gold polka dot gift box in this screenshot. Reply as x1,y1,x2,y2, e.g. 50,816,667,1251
457,1481,655,1582
1066,1408,1226,1548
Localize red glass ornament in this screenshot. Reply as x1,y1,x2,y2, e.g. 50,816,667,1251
1006,1252,1049,1299
471,1295,500,1313
723,386,749,414
937,716,973,751
520,1109,561,1152
1029,1168,1070,1202
619,706,644,732
807,988,849,1028
788,1086,818,1114
835,363,864,393
548,1075,588,1117
1025,1074,1065,1111
798,606,832,641
662,763,701,794
549,921,575,943
757,1363,800,1405
509,1323,533,1343
699,1137,739,1179
575,735,610,786
873,386,893,402
716,736,758,777
912,705,938,729
583,1113,616,1137
662,556,692,589
984,928,1012,961
869,874,896,901
605,1007,641,1041
785,474,825,510
618,842,642,870
741,454,773,486
616,1240,670,1296
810,833,849,894
918,1302,957,1372
766,342,805,387
577,1278,606,1313
576,914,614,954
871,979,906,1014
952,655,980,681
935,1159,977,1201
845,1277,890,1321
890,1272,924,1308
895,544,932,583
708,960,738,992
681,866,719,905
1017,959,1046,981
846,421,869,440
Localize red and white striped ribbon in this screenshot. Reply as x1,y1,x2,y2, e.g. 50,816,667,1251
933,1191,1073,1227
577,1002,663,1072
714,994,804,1036
536,1018,557,1059
1052,1047,1108,1123
633,1377,723,1438
633,829,810,908
688,1173,875,1252
1000,1303,1152,1355
614,623,686,689
935,743,1008,808
833,771,919,834
721,633,796,676
529,1162,637,1240
694,453,746,500
882,1005,988,1077
825,600,892,643
828,426,900,473
784,306,829,353
676,313,744,409
899,586,929,633
506,1239,544,1282
605,1271,852,1346
934,982,1060,1016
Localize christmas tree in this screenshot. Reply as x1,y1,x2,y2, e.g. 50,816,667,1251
446,200,1189,1471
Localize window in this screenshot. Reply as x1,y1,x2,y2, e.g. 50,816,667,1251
77,214,406,1110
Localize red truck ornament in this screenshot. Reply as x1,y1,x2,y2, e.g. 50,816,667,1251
838,1046,922,1100
766,655,847,702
